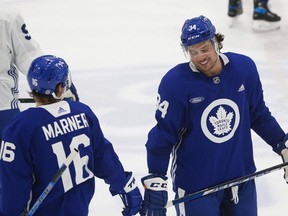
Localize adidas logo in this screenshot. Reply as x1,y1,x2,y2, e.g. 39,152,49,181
58,107,66,114
238,84,245,92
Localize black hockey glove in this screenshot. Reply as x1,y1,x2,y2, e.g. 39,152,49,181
119,172,142,216
139,174,168,216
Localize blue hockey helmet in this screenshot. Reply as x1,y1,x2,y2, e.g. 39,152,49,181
27,55,71,96
180,15,216,47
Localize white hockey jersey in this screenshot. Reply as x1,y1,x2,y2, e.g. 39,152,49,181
0,7,42,111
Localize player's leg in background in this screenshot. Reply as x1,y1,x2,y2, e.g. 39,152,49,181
228,0,243,18
253,0,281,31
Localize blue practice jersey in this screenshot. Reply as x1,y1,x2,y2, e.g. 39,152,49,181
0,100,127,216
146,52,285,194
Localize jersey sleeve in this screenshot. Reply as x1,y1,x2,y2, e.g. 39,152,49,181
9,9,43,74
248,60,285,149
146,69,188,175
88,110,127,195
0,116,34,215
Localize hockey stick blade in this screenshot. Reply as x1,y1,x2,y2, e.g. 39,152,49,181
166,162,288,208
20,148,79,216
19,98,35,103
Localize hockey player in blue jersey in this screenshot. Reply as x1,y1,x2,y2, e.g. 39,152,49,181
139,15,288,216
0,55,142,216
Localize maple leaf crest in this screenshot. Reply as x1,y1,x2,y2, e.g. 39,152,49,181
209,106,234,136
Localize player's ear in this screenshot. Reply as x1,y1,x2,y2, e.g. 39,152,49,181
55,83,65,98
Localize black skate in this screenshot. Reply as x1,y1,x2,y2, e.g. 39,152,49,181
228,0,243,17
253,1,281,31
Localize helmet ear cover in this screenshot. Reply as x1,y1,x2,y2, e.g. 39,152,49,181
180,15,216,47
27,55,71,97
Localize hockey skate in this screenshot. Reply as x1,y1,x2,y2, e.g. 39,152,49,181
253,1,281,31
228,0,243,27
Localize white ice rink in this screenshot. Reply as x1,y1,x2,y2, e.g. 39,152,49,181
2,0,288,215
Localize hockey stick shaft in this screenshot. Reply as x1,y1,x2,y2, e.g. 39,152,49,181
166,161,288,208
19,98,35,103
21,148,79,216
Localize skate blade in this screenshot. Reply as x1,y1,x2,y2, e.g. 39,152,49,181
253,20,280,32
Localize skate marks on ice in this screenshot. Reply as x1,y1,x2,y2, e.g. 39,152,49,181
229,16,240,28
252,20,280,32
71,65,165,138
81,65,174,215
228,16,281,32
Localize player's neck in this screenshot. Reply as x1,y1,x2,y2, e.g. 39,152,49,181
35,97,60,107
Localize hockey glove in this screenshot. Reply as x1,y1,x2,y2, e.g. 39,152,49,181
63,83,79,101
139,174,168,216
274,134,288,183
119,172,142,216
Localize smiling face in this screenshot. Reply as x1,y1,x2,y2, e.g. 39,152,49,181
186,40,222,77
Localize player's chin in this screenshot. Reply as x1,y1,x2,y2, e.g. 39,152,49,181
197,63,209,72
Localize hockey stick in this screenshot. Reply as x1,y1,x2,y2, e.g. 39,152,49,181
20,148,79,216
166,161,288,208
19,98,35,103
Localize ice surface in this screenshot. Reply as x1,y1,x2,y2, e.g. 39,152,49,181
3,0,288,214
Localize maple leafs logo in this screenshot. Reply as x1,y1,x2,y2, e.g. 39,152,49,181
209,106,234,136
